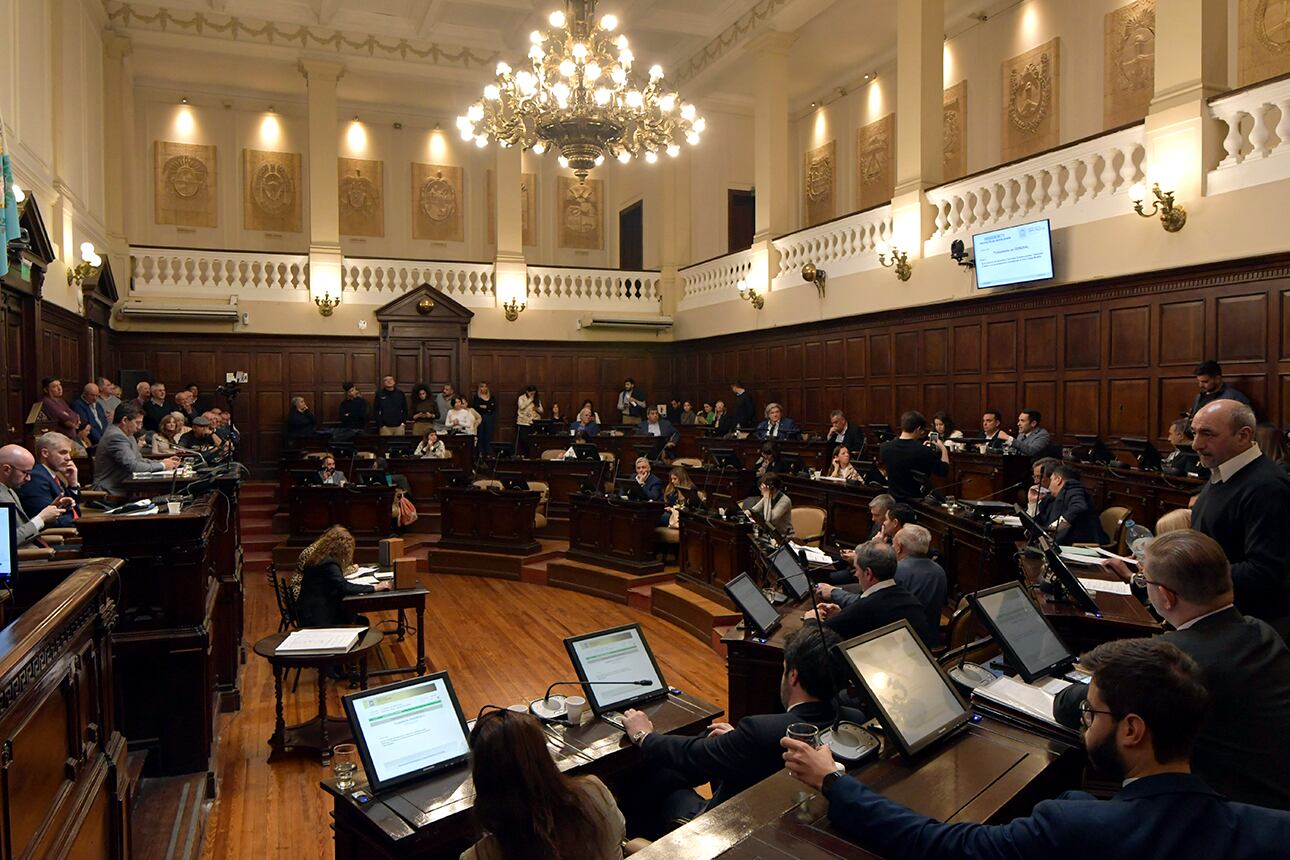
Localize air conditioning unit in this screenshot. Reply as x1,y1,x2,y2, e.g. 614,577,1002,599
117,300,241,322
578,314,674,331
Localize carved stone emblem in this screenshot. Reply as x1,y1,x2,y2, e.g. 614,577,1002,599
1009,53,1051,134
163,155,208,199
252,161,294,215
1115,7,1156,90
1257,0,1290,51
806,154,833,203
564,182,598,235
420,172,457,223
341,170,377,216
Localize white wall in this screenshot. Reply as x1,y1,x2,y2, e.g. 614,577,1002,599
687,108,755,264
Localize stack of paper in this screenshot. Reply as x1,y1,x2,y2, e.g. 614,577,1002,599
274,627,365,655
1078,577,1132,596
789,543,833,565
972,675,1079,740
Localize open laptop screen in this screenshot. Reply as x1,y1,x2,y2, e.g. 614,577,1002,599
564,624,668,716
839,621,970,757
0,503,16,585
342,672,471,793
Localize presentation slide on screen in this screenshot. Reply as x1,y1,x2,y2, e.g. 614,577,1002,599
847,628,963,747
973,221,1053,289
0,507,13,579
571,630,664,708
352,680,468,782
979,588,1070,673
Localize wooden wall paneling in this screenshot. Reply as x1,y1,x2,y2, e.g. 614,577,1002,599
1062,380,1100,434
924,328,948,374
894,384,919,415
894,331,919,375
1022,381,1056,427
802,341,821,379
288,352,316,389
924,383,949,416
985,320,1017,372
984,382,1017,421
953,324,981,373
1216,293,1267,363
825,339,843,372
1108,378,1149,437
869,333,892,377
1022,316,1057,370
1063,312,1101,369
1281,290,1290,360
1109,305,1150,368
1158,299,1205,366
953,383,981,427
846,336,865,378
868,385,891,423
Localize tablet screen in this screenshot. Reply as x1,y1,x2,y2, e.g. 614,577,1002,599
971,582,1073,682
840,621,969,757
0,503,15,583
565,624,668,715
724,573,781,637
770,547,811,600
343,672,471,792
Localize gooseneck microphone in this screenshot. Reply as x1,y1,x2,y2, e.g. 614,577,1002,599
530,678,652,722
541,678,651,704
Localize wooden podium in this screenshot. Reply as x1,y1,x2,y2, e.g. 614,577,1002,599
436,485,541,555
567,493,665,574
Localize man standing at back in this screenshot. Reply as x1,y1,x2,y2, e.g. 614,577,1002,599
1190,399,1290,637
729,381,755,432
72,382,109,446
1191,360,1250,416
374,375,408,436
879,411,948,501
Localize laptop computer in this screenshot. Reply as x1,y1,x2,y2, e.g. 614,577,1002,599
967,582,1076,683
724,573,782,638
615,478,652,502
572,443,600,461
495,472,530,492
0,502,17,586
837,620,972,758
342,672,472,793
563,624,670,718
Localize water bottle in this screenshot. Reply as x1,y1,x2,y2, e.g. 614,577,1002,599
1124,519,1153,561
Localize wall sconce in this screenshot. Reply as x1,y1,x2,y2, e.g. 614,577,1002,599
736,278,764,309
314,292,340,316
502,296,526,321
1129,182,1186,232
876,241,911,281
801,263,826,298
67,242,102,288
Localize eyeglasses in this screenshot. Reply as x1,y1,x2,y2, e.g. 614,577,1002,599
1130,571,1169,591
1078,698,1115,728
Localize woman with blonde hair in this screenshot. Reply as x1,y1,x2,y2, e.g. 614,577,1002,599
1155,507,1192,535
662,465,696,527
292,526,389,627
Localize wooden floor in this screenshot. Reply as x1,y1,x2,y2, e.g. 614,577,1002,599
193,559,729,858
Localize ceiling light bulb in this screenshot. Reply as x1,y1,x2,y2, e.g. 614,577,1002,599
549,9,566,27
626,90,643,108
692,117,706,133
616,35,629,50
553,82,570,100
461,128,474,141
685,131,699,145
12,184,24,203
649,64,663,80
595,154,605,166
484,84,500,100
572,42,588,60
80,241,96,257
594,88,612,106
530,29,543,44
617,150,631,163
600,14,618,31
645,150,658,164
529,45,545,61
559,58,577,77
533,142,546,154
619,49,633,65
475,134,489,148
467,103,485,122
611,66,627,85
659,93,676,112
496,61,511,76
585,62,601,81
876,240,889,256
666,144,680,157
680,103,696,120
558,156,569,168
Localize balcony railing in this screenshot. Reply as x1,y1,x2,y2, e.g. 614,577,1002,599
342,258,495,307
772,205,892,287
678,248,756,310
130,248,309,301
527,266,661,310
924,124,1145,255
1208,75,1290,196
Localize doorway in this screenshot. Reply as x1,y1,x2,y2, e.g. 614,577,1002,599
619,201,643,271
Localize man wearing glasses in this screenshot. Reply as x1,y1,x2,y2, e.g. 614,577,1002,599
0,444,74,545
783,635,1290,858
1051,529,1290,810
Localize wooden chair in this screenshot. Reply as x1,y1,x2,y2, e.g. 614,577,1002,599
944,597,990,652
527,480,550,530
790,505,827,546
672,457,702,468
266,563,304,691
1099,505,1132,554
539,449,565,460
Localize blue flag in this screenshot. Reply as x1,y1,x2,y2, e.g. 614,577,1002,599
0,153,17,278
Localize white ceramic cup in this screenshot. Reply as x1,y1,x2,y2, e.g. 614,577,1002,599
564,695,587,725
167,500,182,515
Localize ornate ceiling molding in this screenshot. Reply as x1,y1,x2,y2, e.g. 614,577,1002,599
672,0,794,85
106,2,500,70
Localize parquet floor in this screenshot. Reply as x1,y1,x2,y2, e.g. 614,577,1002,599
196,563,729,859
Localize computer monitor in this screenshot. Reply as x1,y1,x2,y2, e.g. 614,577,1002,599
633,436,669,461
768,545,811,601
614,478,651,502
724,573,782,638
489,442,516,459
1042,546,1102,615
773,453,806,475
708,448,743,470
0,502,16,585
967,582,1075,683
1120,437,1163,471
837,620,971,758
342,672,472,793
1071,434,1115,465
564,624,669,716
496,472,530,492
572,443,600,461
868,424,895,443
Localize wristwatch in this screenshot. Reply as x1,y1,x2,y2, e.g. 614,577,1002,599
630,729,649,746
820,763,847,795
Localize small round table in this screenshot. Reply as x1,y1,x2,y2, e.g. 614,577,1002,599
253,629,385,764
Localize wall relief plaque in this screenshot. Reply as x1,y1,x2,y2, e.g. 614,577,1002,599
412,163,464,242
803,140,835,227
154,141,217,228
339,157,384,237
243,149,302,233
1002,38,1061,161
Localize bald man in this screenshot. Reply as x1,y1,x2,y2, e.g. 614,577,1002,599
1191,399,1290,637
73,382,109,445
0,444,72,545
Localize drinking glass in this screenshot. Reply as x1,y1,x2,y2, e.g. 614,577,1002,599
785,722,820,748
332,743,359,790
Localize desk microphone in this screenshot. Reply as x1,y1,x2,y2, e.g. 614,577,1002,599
975,479,1031,502
530,679,652,722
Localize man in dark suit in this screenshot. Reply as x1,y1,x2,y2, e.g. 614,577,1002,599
0,444,71,545
1045,463,1108,545
1026,457,1060,523
754,402,800,440
93,402,180,497
17,432,81,527
709,400,736,436
631,457,664,502
825,410,865,457
806,543,934,646
141,381,170,432
621,626,843,837
635,407,679,445
783,636,1290,860
979,409,1008,451
1053,530,1290,810
71,382,109,446
729,381,755,432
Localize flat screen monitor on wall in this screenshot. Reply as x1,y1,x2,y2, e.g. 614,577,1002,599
972,219,1054,290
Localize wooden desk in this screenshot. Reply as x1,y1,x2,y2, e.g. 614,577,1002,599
697,436,833,472
567,493,666,573
527,432,645,470
0,559,131,860
722,602,809,722
679,511,754,602
1076,462,1201,531
325,692,721,860
944,450,1033,502
918,503,1028,599
386,456,461,503
344,585,431,677
287,432,474,470
782,475,879,548
288,484,397,543
633,716,1080,860
510,458,610,515
437,485,541,555
1018,554,1160,652
76,496,224,783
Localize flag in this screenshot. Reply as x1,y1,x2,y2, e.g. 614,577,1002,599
0,121,16,278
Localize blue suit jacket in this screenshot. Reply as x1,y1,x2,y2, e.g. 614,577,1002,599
824,771,1290,860
754,417,800,440
16,466,78,527
639,473,664,501
72,399,109,444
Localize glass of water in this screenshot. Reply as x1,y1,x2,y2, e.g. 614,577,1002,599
332,743,359,790
786,722,821,748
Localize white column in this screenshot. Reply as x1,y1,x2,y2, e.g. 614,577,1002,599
658,153,692,316
102,34,134,278
751,30,794,243
493,145,527,314
298,57,345,305
891,0,943,257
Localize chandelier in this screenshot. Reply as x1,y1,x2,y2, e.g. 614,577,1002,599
456,0,705,182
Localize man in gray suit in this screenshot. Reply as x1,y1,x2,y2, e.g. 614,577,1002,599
93,401,181,497
0,444,71,545
1054,529,1290,810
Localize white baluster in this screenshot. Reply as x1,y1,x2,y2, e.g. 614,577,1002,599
1216,107,1248,167
1249,102,1273,158
1275,99,1290,158
1118,146,1137,191
1099,151,1119,197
